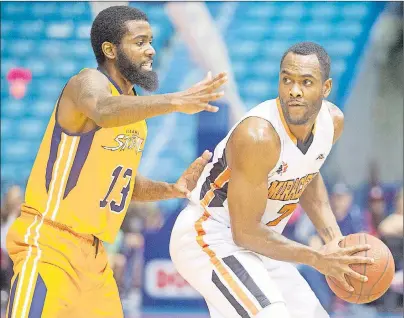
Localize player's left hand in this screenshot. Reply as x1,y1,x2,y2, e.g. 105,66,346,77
172,150,213,199
316,236,373,292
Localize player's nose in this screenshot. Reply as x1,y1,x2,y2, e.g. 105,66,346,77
289,83,302,98
145,44,156,58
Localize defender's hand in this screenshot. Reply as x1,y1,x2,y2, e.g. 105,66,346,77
172,150,213,198
314,237,374,292
171,72,228,114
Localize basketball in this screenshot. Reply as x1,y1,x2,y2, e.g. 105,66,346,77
326,233,395,304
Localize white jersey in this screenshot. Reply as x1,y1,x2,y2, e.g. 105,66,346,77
189,97,334,234
170,97,333,318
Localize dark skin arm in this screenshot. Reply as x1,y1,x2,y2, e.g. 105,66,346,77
299,102,345,243
226,117,323,265
300,173,341,243
226,116,373,292
58,69,227,132
131,175,175,202
132,150,212,201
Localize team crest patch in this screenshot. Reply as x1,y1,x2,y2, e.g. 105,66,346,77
102,130,144,153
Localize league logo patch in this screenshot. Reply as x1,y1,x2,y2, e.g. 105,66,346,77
276,161,288,175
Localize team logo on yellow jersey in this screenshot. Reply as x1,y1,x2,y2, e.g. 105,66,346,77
102,130,144,153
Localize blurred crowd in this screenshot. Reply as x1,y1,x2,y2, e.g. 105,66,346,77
1,177,402,317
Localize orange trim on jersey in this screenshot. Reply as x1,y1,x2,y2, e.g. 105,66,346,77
201,168,231,207
197,168,258,315
276,97,317,142
194,210,259,316
276,98,297,145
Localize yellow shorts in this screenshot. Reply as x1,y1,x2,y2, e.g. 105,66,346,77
5,211,123,318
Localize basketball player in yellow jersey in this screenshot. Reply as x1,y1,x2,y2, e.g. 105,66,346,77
5,6,227,318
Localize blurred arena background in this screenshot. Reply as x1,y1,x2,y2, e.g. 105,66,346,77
1,1,402,317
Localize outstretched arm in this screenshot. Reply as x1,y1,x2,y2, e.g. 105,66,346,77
131,150,212,201
299,102,345,243
64,69,227,129
131,175,175,202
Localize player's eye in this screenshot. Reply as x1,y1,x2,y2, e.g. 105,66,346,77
137,41,144,47
303,79,313,86
283,77,291,84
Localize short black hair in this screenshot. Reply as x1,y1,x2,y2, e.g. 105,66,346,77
91,6,148,65
280,42,331,80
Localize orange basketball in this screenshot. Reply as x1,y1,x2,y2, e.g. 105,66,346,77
325,233,395,304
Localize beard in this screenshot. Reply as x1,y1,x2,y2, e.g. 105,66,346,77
116,48,159,92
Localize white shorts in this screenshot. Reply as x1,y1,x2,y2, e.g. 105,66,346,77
169,203,329,318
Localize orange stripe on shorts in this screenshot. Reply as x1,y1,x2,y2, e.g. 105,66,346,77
194,210,259,315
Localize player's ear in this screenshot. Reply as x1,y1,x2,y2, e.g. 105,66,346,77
102,42,116,61
323,78,332,98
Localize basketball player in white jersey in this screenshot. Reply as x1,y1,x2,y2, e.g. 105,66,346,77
170,42,375,318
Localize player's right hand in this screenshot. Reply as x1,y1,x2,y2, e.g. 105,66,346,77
170,72,228,115
314,237,375,292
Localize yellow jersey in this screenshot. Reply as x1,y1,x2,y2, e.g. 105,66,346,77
22,73,147,243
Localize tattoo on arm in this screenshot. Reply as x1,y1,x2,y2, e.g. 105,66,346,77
300,174,343,243
319,226,337,242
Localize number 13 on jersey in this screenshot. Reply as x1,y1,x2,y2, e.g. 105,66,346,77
100,166,133,213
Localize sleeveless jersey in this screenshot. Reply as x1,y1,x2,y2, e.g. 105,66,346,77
190,97,334,234
22,72,147,243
